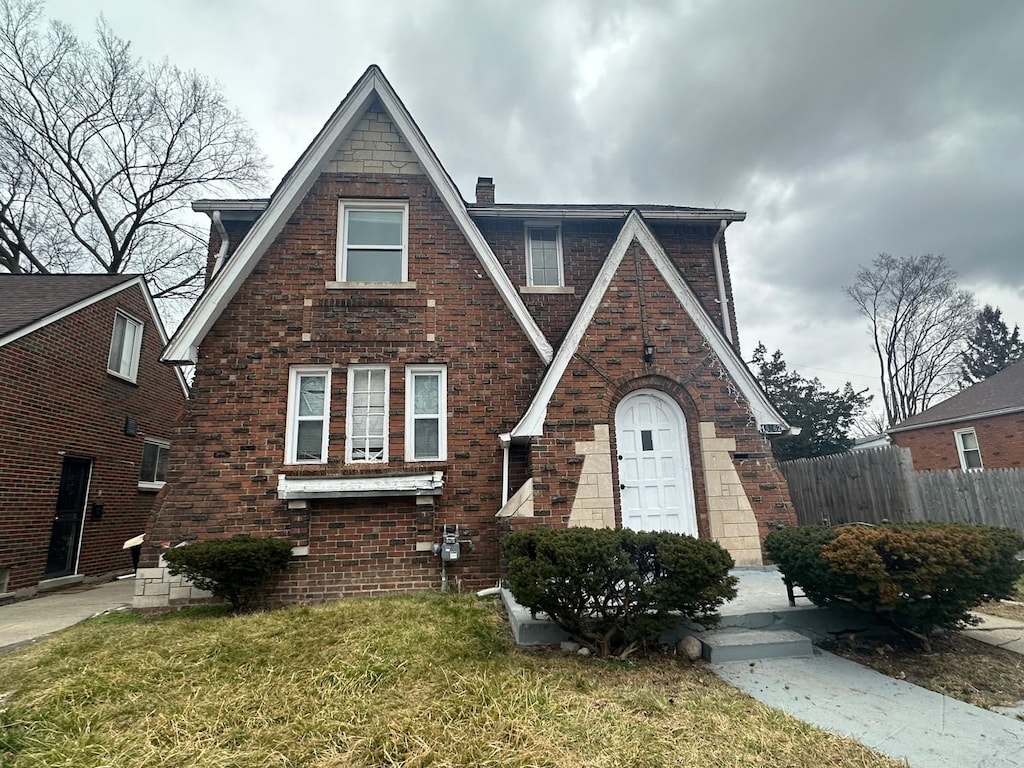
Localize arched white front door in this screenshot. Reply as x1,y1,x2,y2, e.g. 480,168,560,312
615,390,698,536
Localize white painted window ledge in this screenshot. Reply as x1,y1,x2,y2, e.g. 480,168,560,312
277,471,444,500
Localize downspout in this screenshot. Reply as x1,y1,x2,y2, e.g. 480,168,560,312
712,219,734,344
211,210,229,277
499,432,512,508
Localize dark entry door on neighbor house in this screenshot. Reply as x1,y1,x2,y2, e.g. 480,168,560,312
44,456,92,578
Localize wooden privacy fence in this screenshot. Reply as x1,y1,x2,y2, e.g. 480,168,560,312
779,446,1024,534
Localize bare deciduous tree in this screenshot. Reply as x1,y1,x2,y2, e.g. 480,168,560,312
844,253,975,428
0,0,265,303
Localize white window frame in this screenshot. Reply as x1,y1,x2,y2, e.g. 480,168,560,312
337,200,409,283
954,428,983,471
405,365,447,462
285,366,332,465
524,222,564,287
107,310,144,383
346,365,390,464
138,438,170,491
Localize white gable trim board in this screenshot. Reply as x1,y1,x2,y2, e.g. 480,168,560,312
511,210,792,439
164,65,552,365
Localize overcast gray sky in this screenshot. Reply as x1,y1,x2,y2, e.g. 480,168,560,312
47,0,1024,422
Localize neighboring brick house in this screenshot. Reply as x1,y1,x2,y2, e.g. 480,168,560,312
889,359,1024,470
140,65,796,607
0,274,188,600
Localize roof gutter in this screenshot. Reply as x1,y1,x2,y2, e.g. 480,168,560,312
887,405,1024,435
712,219,733,344
468,206,746,222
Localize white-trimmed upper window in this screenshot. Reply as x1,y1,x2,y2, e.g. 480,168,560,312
526,225,563,287
347,366,389,463
954,428,983,470
107,311,144,382
338,201,408,282
138,438,170,490
406,366,447,461
286,367,331,464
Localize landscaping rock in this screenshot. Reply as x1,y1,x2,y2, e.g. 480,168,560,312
577,647,591,657
678,635,703,661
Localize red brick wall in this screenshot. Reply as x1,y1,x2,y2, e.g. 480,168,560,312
0,285,185,594
891,412,1024,470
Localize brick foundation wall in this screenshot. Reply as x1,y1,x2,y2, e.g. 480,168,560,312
0,286,184,596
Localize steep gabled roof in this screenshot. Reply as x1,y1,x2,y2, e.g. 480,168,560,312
888,358,1024,433
164,65,553,364
0,274,135,340
511,210,792,438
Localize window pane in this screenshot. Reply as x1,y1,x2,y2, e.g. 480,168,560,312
960,431,979,451
347,250,402,281
109,315,126,371
120,320,138,372
964,450,982,469
414,419,439,459
529,228,560,286
298,375,325,417
414,374,439,415
140,442,157,482
155,445,169,482
347,209,403,246
296,421,324,460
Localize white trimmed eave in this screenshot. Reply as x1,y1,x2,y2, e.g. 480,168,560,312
887,405,1024,435
277,471,443,500
164,66,552,365
511,210,792,439
469,207,746,222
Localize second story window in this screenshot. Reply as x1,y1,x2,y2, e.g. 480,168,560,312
954,428,983,470
526,225,563,287
339,202,407,283
107,311,144,382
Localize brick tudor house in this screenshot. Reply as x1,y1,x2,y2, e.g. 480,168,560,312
138,66,796,607
889,358,1024,471
0,275,187,599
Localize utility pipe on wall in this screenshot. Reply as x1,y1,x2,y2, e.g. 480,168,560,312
712,219,734,343
211,210,230,277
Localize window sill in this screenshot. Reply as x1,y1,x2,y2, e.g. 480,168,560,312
519,286,575,295
276,471,444,499
137,481,166,492
107,370,139,385
325,281,417,290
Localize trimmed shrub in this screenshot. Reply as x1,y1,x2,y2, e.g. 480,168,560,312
503,528,737,658
765,522,1024,643
163,536,293,612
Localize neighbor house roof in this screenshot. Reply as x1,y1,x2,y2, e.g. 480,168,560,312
466,203,746,221
0,274,135,340
888,358,1024,433
164,65,554,365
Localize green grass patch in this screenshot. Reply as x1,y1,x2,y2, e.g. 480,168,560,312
0,593,903,767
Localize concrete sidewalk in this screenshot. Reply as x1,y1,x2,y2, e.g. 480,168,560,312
714,649,1024,768
966,609,1024,654
0,578,134,652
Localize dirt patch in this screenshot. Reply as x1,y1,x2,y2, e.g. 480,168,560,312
977,601,1024,623
823,630,1024,711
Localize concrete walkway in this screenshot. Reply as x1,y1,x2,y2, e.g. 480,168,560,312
714,649,1024,768
966,609,1024,654
0,578,134,652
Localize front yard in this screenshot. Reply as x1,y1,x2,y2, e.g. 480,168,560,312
0,594,904,768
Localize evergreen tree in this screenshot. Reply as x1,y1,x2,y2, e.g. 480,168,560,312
751,343,872,461
960,305,1023,386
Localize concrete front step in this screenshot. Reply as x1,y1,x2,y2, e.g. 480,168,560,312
698,628,813,662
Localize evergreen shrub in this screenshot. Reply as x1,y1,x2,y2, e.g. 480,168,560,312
163,536,293,612
503,527,737,658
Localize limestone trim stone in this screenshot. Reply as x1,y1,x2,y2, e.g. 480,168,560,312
327,100,424,175
699,422,762,566
497,478,534,518
568,424,615,529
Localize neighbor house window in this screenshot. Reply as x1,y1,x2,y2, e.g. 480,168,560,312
138,439,170,490
107,311,144,382
406,366,447,461
286,367,331,464
525,225,563,287
338,202,408,282
954,428,983,470
347,366,389,462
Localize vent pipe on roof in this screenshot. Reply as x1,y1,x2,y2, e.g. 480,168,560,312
712,219,734,344
475,177,494,205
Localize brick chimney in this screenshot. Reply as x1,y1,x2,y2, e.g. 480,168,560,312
475,176,495,205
